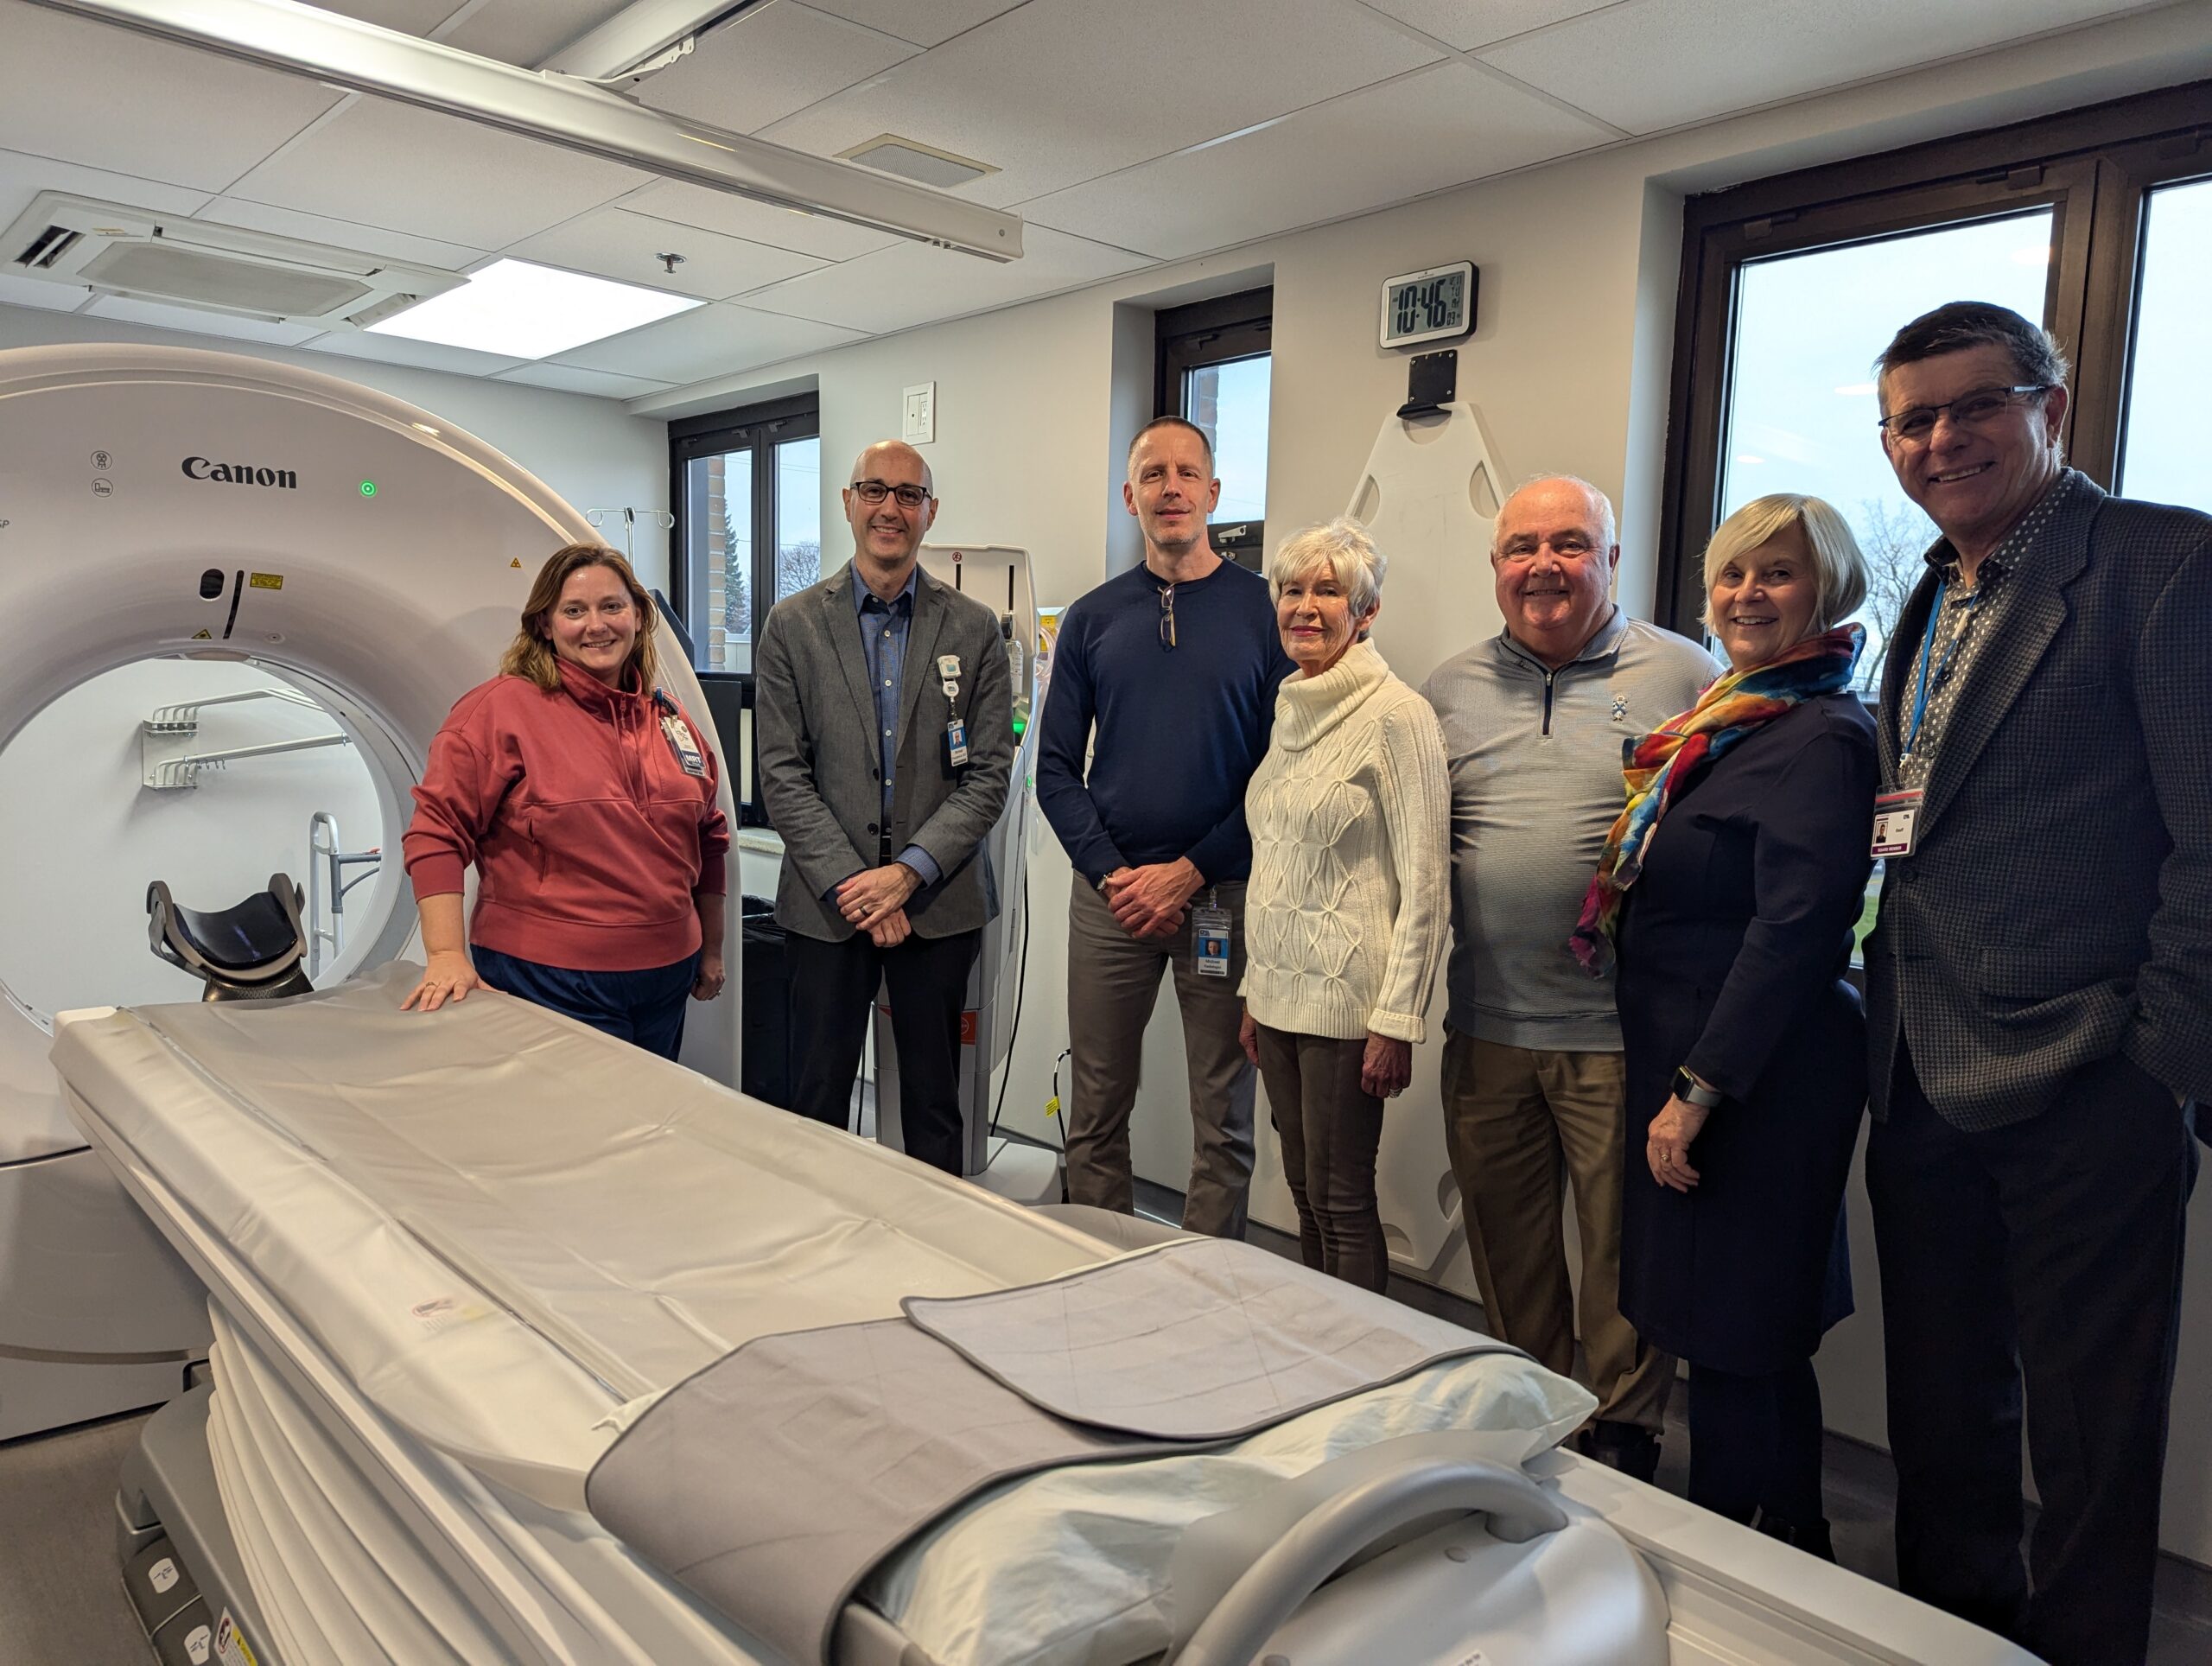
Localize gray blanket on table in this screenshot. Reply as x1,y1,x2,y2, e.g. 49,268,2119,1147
585,1237,1518,1666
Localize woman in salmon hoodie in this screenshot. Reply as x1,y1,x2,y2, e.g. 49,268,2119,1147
400,543,730,1059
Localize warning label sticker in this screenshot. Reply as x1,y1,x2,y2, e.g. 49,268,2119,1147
247,572,283,590
213,1610,257,1666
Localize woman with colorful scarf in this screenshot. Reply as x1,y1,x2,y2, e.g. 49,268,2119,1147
1571,494,1876,1557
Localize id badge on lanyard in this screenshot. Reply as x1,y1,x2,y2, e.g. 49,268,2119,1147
656,696,708,778
1192,889,1231,979
938,652,969,768
1872,789,1922,858
1885,575,1977,859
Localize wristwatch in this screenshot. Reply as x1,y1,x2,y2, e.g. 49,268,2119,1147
1672,1067,1726,1110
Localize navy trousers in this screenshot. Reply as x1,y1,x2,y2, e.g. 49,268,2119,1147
474,947,699,1061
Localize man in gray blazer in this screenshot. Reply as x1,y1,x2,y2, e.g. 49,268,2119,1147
755,440,1014,1173
1862,302,2209,1666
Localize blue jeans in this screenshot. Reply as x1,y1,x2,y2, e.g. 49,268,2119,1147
474,947,699,1060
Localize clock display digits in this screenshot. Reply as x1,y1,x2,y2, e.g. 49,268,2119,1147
1382,263,1473,347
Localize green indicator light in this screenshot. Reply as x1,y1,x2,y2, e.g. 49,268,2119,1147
359,480,378,498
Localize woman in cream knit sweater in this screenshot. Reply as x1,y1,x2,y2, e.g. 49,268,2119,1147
1236,518,1451,1291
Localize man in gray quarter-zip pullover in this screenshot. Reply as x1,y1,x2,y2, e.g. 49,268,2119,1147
1422,475,1718,1482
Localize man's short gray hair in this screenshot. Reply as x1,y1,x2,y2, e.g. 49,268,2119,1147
1493,474,1618,556
1271,518,1387,620
1700,494,1868,633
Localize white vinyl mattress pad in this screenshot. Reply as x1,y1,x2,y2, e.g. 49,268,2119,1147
52,969,1595,1665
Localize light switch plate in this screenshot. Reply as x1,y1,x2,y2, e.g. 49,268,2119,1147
902,381,935,445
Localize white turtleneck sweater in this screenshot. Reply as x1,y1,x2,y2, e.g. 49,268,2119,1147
1241,639,1450,1044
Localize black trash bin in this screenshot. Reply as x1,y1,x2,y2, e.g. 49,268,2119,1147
740,895,790,1108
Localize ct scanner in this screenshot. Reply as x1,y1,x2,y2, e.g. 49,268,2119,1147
0,340,741,1440
3,344,2041,1665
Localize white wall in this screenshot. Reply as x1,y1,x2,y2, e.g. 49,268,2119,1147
649,4,2212,1563
0,658,389,1015
0,308,672,589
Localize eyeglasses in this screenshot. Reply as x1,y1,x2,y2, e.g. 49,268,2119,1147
1492,534,1598,567
850,479,931,508
1159,582,1177,651
1877,385,2052,442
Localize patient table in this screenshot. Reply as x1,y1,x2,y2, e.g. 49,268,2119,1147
52,969,2040,1665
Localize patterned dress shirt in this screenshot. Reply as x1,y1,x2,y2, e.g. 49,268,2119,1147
1895,470,2077,792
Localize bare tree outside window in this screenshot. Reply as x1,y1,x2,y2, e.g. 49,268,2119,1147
1852,498,1937,693
1716,213,2050,693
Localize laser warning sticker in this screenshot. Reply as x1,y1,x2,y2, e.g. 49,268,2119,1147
248,573,283,590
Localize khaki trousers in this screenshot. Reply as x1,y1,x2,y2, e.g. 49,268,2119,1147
1440,1030,1674,1431
1064,878,1255,1237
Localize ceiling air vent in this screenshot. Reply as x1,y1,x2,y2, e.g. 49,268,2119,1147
837,135,996,190
0,193,464,329
14,224,81,270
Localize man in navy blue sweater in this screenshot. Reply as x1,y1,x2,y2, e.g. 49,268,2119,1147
1037,417,1294,1236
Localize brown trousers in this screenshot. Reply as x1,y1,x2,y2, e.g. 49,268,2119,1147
1062,878,1255,1237
1254,1024,1388,1293
1440,1030,1674,1431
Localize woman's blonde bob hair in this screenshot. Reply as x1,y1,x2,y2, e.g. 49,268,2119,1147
500,543,660,692
1700,494,1868,635
1269,518,1388,625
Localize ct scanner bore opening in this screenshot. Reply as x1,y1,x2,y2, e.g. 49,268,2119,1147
0,652,417,1027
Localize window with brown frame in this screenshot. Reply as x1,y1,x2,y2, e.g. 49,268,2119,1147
1656,80,2212,675
1155,287,1274,569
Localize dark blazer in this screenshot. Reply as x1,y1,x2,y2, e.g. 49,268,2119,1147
1616,694,1877,1373
1866,474,2212,1129
754,560,1014,943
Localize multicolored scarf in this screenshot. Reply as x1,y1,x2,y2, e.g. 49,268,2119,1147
1570,623,1864,975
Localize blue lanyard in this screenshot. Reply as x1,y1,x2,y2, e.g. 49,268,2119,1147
1904,577,1984,756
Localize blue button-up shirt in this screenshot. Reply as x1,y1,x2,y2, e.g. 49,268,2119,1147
840,564,940,893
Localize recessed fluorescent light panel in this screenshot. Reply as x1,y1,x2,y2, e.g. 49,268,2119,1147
839,135,997,190
366,258,701,359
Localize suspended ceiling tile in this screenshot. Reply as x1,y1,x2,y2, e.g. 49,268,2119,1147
506,205,824,299
494,361,677,399
226,97,649,248
1477,0,2166,135
1353,1,1624,51
615,180,903,262
297,327,527,378
757,0,1445,207
558,301,866,382
0,271,94,314
799,0,1032,49
0,145,212,234
194,198,486,272
437,0,636,67
81,294,327,346
1022,61,1615,260
635,3,918,135
0,4,343,192
738,223,1149,335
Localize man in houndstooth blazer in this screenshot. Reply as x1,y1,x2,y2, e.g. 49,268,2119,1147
1861,302,2209,1666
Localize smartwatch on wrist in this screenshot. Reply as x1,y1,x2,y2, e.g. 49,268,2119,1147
1672,1067,1726,1110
